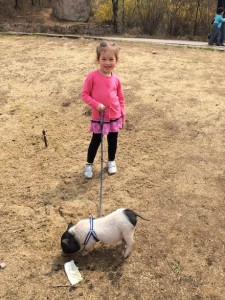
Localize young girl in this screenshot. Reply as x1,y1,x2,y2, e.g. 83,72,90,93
81,40,125,179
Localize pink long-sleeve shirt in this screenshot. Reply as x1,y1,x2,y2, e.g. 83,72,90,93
81,70,125,123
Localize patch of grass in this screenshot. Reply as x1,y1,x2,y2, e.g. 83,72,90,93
172,261,182,274
167,259,182,275
0,27,6,32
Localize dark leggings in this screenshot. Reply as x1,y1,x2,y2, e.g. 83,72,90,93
87,132,118,163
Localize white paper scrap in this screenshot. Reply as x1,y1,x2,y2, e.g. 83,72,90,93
64,260,83,285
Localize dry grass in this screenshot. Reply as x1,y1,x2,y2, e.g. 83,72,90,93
0,35,225,300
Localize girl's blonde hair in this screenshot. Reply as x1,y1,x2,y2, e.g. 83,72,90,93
96,40,120,62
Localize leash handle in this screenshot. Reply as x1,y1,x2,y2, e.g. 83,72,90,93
99,108,106,133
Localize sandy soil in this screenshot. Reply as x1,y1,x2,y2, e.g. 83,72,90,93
0,35,225,300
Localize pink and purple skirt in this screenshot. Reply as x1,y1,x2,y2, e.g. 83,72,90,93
89,117,123,135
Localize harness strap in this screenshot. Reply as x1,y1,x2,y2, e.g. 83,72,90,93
83,215,99,246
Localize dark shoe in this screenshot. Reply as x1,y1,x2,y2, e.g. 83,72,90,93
220,43,225,46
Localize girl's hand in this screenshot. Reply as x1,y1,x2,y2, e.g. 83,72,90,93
97,103,105,112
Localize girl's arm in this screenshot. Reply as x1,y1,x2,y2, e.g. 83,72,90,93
117,80,125,123
81,74,100,111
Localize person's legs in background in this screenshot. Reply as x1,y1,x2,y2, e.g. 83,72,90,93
209,25,220,45
220,23,225,45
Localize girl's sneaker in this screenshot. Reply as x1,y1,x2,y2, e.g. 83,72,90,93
84,164,93,179
107,161,117,175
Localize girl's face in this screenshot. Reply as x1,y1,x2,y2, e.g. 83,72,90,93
98,49,117,76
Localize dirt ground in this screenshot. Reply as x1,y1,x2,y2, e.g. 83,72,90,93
0,35,225,300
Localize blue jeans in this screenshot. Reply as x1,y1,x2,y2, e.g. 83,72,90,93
220,23,225,45
209,25,220,45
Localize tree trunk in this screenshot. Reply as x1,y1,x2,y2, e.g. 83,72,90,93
112,0,119,33
193,0,200,36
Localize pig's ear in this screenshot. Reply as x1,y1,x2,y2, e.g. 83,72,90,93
61,238,70,246
67,222,74,230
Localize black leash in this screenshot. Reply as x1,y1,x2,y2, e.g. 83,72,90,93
98,108,105,218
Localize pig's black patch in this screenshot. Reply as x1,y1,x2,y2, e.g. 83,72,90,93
61,230,81,254
123,209,137,227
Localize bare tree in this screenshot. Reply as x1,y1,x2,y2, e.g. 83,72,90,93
137,0,164,35
15,0,19,9
193,0,201,35
112,0,119,33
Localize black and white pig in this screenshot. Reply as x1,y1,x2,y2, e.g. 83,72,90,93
61,208,149,258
